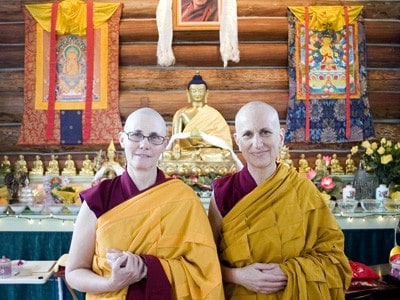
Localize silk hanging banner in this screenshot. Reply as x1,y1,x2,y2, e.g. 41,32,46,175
18,0,122,145
285,6,375,143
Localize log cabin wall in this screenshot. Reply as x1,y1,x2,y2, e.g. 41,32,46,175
0,0,399,171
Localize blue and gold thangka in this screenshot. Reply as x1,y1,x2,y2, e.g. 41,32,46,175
285,6,375,143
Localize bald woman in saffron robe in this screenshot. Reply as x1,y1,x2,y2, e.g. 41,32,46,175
66,108,224,299
208,101,352,299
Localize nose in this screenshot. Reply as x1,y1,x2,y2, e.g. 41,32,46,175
253,134,264,148
139,136,151,148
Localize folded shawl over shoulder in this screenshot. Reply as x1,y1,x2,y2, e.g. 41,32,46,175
87,179,224,299
217,164,352,299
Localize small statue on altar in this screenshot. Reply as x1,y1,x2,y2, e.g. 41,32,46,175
61,154,76,176
30,155,44,176
79,154,94,176
4,171,27,203
0,155,11,174
93,140,124,183
159,71,242,176
93,150,104,172
277,145,294,169
298,154,311,174
315,153,326,175
15,155,28,174
330,153,344,175
46,154,60,175
19,178,34,203
345,153,357,175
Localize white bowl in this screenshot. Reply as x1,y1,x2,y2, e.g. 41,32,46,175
65,204,81,214
337,200,358,214
47,204,64,214
28,203,44,214
9,203,27,214
0,204,8,214
360,199,381,212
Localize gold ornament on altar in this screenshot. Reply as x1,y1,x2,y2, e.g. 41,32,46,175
46,155,60,175
79,154,94,176
298,154,311,174
61,154,76,176
30,155,44,176
158,71,242,176
93,140,125,183
330,153,344,175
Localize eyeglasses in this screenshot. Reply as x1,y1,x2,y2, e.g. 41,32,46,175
124,132,167,145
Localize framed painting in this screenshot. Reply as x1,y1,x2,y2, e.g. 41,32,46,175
173,0,222,31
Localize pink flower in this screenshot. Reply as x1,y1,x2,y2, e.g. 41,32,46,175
323,156,331,166
306,169,317,180
189,176,198,183
320,176,336,190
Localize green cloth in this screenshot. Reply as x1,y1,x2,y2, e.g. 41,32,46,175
0,231,84,300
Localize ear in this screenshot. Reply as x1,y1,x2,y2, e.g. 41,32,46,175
118,132,125,148
186,89,191,103
279,128,285,147
233,133,240,150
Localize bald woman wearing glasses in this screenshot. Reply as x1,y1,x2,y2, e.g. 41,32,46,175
66,107,223,299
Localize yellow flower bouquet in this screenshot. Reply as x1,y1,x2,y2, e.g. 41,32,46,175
352,138,400,186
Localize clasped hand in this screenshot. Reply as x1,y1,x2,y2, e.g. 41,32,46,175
106,249,147,290
236,263,287,294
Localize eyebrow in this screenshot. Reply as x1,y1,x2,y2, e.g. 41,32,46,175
128,130,163,136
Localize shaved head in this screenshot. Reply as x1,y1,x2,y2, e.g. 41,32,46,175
124,107,167,136
235,101,280,133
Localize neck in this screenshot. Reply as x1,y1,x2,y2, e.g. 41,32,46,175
128,167,158,191
191,101,204,108
247,163,277,185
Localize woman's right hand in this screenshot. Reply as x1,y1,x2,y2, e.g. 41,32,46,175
106,249,147,290
233,263,287,294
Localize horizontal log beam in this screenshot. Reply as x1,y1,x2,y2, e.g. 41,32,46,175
1,90,399,123
1,0,399,22
0,68,399,94
3,18,398,44
1,42,399,69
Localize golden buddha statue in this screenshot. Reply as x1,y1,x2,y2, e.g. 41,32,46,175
298,154,311,174
93,140,125,183
314,153,326,175
61,154,77,176
345,153,357,175
46,154,60,175
159,71,242,176
15,155,28,174
30,155,44,176
79,154,94,176
277,145,295,169
1,155,11,174
330,153,344,175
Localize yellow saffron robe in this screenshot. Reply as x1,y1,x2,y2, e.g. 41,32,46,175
88,179,224,299
174,104,233,149
219,164,352,299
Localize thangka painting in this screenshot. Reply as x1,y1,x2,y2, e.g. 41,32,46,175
18,0,122,145
285,6,375,143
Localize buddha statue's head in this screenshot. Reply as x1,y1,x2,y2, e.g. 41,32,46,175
186,71,208,105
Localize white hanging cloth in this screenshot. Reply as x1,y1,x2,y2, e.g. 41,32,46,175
156,0,239,67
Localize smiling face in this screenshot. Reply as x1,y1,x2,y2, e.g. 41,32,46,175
119,108,167,173
193,0,208,7
234,101,284,174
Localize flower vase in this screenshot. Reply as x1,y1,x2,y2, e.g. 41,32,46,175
376,184,389,201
